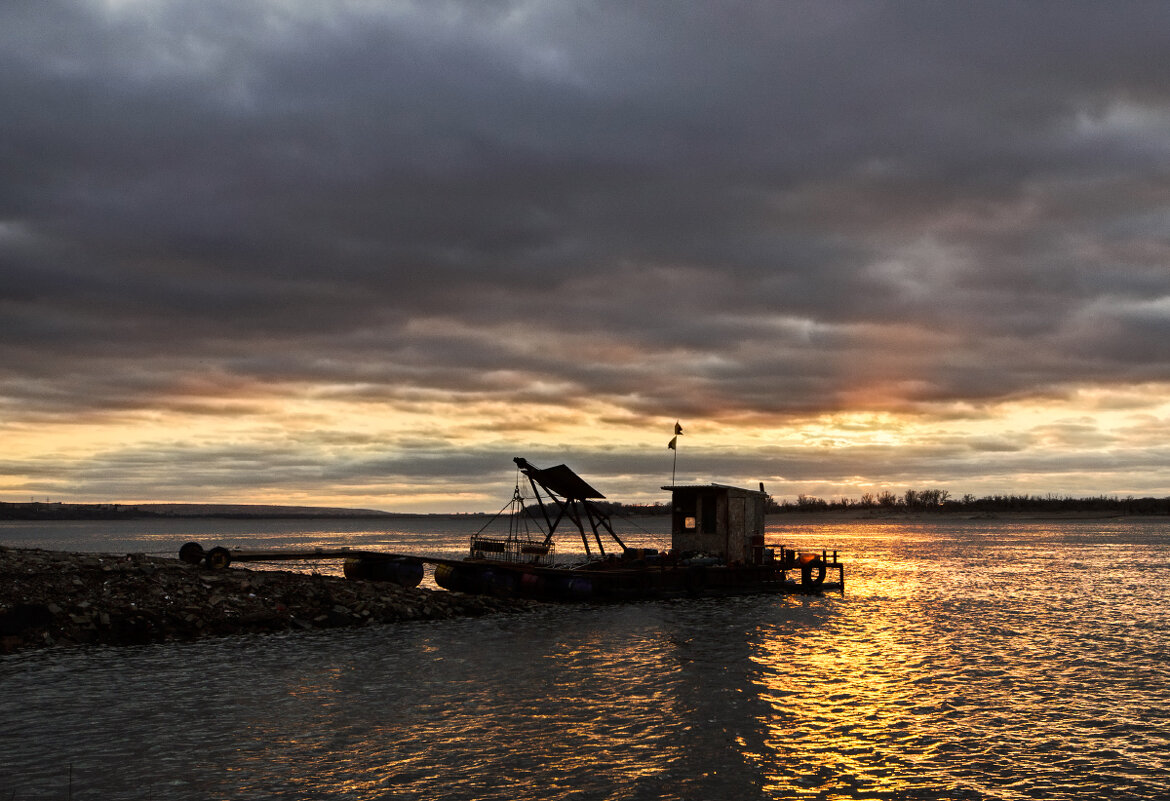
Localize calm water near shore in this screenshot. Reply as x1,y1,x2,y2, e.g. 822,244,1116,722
2,516,1168,800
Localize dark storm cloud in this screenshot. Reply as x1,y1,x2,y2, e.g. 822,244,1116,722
4,0,1170,503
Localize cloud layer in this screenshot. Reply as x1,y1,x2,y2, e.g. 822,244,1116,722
4,1,1170,508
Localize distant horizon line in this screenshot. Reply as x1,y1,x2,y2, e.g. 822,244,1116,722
5,491,1170,521
0,501,440,519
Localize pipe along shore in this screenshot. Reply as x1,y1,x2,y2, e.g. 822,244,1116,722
0,545,540,654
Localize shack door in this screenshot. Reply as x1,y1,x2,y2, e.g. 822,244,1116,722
729,495,746,562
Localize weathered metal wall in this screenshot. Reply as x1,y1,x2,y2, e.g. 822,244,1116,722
671,485,766,562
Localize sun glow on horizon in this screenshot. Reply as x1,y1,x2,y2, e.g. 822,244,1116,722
3,381,1170,510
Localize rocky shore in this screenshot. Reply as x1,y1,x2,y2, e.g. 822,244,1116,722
0,545,540,654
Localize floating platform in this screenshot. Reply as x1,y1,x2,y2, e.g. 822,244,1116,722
178,457,846,603
178,540,842,601
436,546,844,601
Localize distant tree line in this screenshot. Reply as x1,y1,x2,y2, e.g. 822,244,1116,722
9,494,1170,522
766,490,1170,516
496,493,1170,519
525,492,1170,519
583,492,1170,517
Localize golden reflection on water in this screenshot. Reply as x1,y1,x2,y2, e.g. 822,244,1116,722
749,521,973,797
749,617,933,796
737,518,1170,800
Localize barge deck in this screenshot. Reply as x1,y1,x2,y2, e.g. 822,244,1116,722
180,457,845,602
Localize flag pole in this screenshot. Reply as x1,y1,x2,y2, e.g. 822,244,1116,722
667,421,683,485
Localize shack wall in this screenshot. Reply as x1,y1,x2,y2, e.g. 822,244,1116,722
669,484,767,563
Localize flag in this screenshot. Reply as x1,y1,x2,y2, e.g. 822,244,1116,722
667,436,677,450
674,421,683,435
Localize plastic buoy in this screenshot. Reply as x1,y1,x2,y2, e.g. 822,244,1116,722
554,576,593,600
434,563,467,592
204,546,232,570
178,542,204,565
519,572,544,595
343,558,424,588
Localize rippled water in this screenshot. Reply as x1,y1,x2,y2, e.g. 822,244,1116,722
2,517,1168,800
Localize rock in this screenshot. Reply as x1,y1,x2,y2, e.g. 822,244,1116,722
0,544,542,654
0,603,54,636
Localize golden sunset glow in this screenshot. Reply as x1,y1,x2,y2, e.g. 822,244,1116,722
4,378,1170,510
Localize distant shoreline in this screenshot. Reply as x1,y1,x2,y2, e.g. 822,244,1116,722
765,509,1167,524
0,502,456,521
4,500,1168,523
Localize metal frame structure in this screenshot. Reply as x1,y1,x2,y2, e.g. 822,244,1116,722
512,457,626,558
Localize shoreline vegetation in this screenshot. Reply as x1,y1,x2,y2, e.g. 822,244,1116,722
4,492,1170,521
770,490,1170,518
0,546,538,655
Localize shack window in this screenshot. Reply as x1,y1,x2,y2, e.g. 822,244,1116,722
675,492,697,531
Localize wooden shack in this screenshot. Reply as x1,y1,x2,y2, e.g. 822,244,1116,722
665,483,768,565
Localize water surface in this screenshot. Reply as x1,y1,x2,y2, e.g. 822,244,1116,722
2,517,1167,799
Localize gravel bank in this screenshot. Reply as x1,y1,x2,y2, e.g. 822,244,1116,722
0,546,540,654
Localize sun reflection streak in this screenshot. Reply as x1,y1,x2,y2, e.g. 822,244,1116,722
749,618,947,797
731,519,1170,800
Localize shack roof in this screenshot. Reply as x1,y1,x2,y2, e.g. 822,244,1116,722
662,483,766,495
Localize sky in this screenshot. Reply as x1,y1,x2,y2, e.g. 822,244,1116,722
4,1,1170,512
